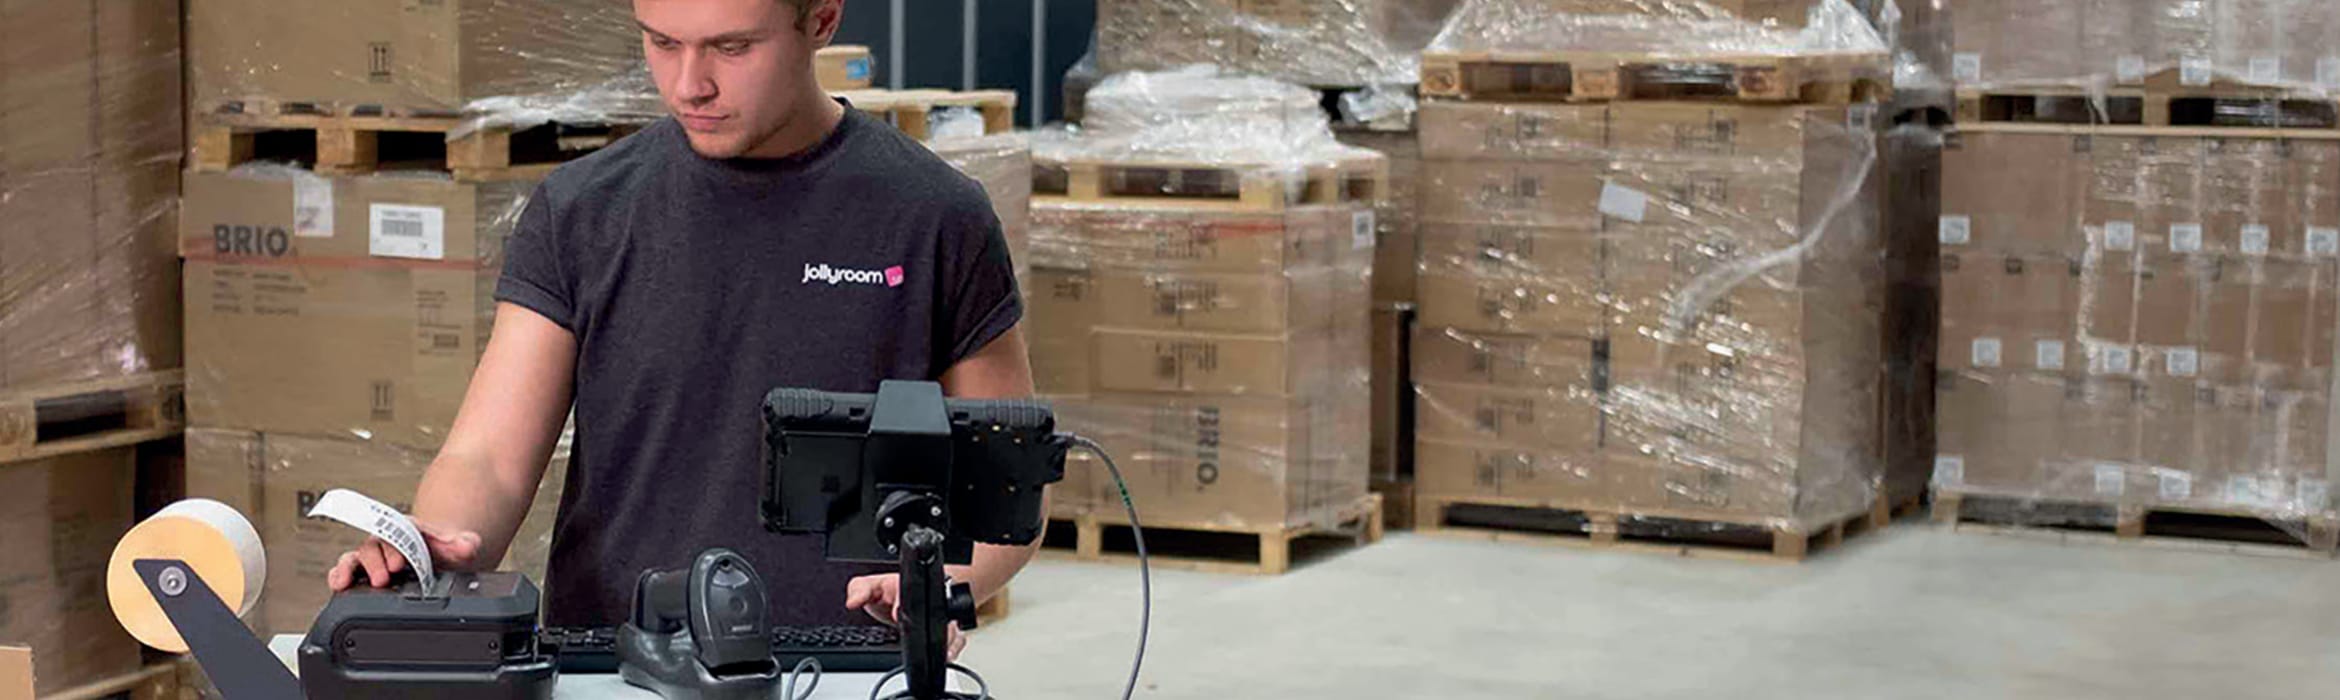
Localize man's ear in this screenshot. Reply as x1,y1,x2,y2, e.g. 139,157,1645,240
806,0,845,47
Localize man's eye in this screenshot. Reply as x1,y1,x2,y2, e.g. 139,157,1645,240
716,41,751,56
649,36,679,50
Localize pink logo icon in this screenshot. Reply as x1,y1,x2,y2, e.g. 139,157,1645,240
884,265,906,288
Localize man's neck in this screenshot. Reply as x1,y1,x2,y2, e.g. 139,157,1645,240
737,87,847,161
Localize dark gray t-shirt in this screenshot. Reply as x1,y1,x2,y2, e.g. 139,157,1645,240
496,106,1023,627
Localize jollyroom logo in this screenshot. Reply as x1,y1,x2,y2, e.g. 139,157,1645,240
803,263,905,288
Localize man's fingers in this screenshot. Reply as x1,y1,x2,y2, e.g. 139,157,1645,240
843,576,879,610
328,551,359,591
386,544,405,574
947,625,967,662
356,541,392,588
435,531,482,567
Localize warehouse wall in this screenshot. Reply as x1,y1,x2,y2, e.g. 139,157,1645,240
833,0,1098,126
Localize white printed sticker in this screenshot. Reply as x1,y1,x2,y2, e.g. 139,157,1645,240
2249,56,2282,84
2117,55,2147,84
1598,181,1649,223
2166,347,2200,377
2170,223,2204,253
2308,227,2340,257
1953,53,1982,82
2321,57,2340,89
369,204,446,260
1934,455,1966,487
307,489,435,590
292,175,334,238
2302,479,2332,509
2159,472,2193,501
1939,215,1972,245
1972,337,2004,368
2100,346,2135,375
2241,224,2271,255
2228,476,2270,506
2105,221,2136,251
2036,340,2066,371
1351,210,1377,250
2180,56,2213,86
2094,464,2126,496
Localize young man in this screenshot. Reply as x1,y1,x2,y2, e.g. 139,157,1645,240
326,0,1034,657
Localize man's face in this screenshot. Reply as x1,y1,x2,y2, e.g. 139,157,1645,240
633,0,834,159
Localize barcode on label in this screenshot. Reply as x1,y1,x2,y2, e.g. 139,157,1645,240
2036,340,2065,370
2094,464,2126,496
1352,210,1376,250
1939,215,1972,245
432,333,460,350
2166,348,2199,377
1953,53,1982,82
2241,225,2270,255
2308,227,2339,256
1971,337,2003,368
2180,56,2212,86
2170,223,2203,253
2159,472,2192,501
381,218,423,238
2105,221,2135,251
1933,456,1965,487
368,204,446,260
2249,56,2281,84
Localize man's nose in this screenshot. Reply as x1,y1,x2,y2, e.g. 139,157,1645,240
673,49,716,104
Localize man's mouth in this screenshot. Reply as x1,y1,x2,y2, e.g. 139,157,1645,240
679,113,727,131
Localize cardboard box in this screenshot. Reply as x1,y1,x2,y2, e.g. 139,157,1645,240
1939,251,2083,373
179,171,533,447
1946,0,2084,85
1029,203,1344,273
1417,223,1601,282
1415,380,1599,453
2289,141,2340,257
186,0,642,112
185,429,567,635
1941,130,2077,255
1053,392,1368,529
0,448,142,695
815,45,874,91
1091,328,1315,396
1337,130,1424,304
1414,437,1599,504
1934,371,2067,494
1417,101,1610,162
1411,327,1595,388
1091,268,1332,333
2134,252,2208,351
1420,160,1607,228
2076,134,2145,254
1416,271,1604,338
1024,267,1098,395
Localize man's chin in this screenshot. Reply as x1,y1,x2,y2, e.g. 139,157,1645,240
682,133,742,159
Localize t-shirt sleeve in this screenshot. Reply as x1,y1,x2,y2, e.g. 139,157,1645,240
937,196,1024,369
495,185,577,331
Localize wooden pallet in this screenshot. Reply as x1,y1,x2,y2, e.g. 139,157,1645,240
42,660,189,700
1040,494,1384,575
191,102,644,181
1415,492,1922,563
1932,489,2340,560
837,88,1016,141
0,370,184,464
1033,154,1387,211
1420,49,1889,104
1371,478,1417,532
1956,73,2340,131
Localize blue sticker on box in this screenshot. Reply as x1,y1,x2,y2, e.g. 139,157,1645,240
846,58,871,81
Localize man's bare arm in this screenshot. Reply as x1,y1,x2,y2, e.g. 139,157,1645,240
937,324,1043,605
412,303,579,568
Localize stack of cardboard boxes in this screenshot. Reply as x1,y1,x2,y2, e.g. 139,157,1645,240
1937,129,2340,516
177,0,646,633
1411,98,1887,531
0,1,184,693
1091,0,1440,88
1949,0,2340,89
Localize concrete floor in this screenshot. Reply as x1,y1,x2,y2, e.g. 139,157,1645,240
960,525,2340,699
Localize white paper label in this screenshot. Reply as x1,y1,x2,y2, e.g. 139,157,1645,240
2105,221,2136,251
2169,223,2203,253
2249,56,2282,84
2180,56,2213,86
2302,479,2332,509
1598,181,1649,223
2241,225,2271,255
1934,455,1966,487
1953,53,1982,82
2159,472,2193,501
292,176,334,238
2308,227,2340,257
2117,55,2147,83
2094,464,2126,496
2320,57,2340,89
1848,105,1876,132
1971,337,2003,368
2036,340,2066,370
2100,346,2135,375
1351,210,1376,250
2165,348,2200,377
2228,476,2270,506
1939,215,1972,245
306,489,435,590
369,204,445,260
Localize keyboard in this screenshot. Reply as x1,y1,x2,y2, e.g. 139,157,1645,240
542,624,903,674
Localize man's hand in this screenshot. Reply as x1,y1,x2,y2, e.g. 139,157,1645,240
326,519,484,591
844,574,968,661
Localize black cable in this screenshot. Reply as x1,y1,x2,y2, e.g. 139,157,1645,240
1069,435,1148,700
867,663,991,700
785,656,822,700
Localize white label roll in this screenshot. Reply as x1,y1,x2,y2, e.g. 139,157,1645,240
106,499,267,652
